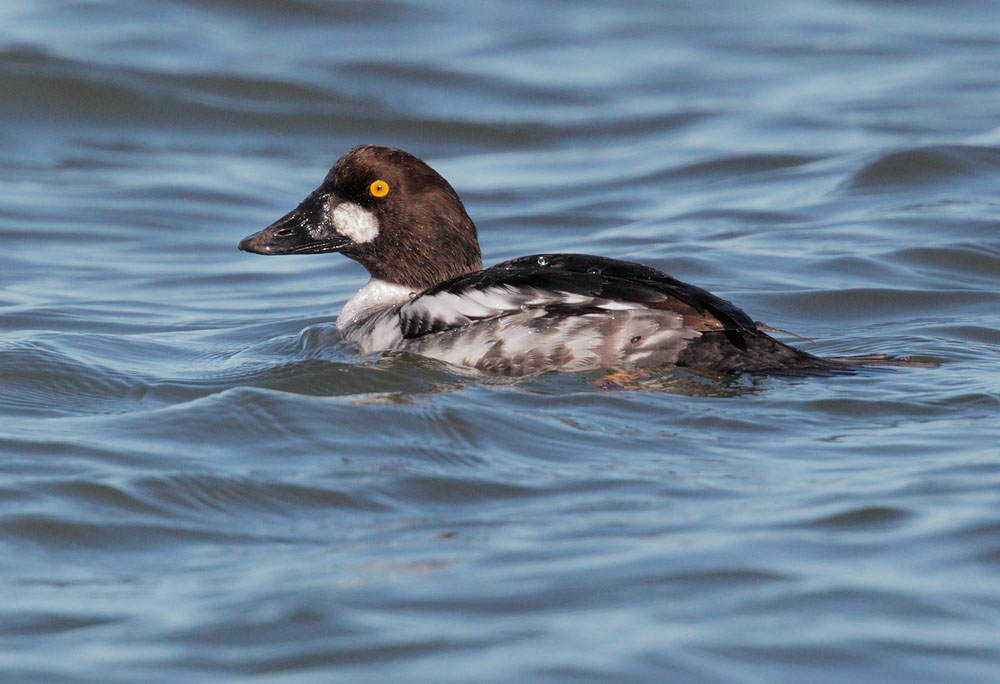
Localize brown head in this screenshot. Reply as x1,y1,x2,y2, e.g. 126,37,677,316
239,145,483,290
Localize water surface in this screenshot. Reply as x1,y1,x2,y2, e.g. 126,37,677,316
1,1,999,682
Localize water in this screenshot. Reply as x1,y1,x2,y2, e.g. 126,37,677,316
2,1,999,682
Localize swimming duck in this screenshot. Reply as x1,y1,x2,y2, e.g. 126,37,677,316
239,145,913,375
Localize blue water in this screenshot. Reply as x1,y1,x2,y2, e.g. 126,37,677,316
2,1,999,682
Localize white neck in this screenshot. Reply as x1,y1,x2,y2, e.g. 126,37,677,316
336,278,414,331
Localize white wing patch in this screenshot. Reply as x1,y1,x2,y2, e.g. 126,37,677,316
337,282,698,373
331,202,379,244
391,286,656,344
596,301,643,311
404,285,628,328
404,285,523,329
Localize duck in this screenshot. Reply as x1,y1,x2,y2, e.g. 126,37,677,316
239,144,917,376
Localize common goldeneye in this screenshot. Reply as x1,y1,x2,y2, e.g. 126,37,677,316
239,145,912,375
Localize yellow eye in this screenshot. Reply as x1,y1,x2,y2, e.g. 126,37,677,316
369,180,389,197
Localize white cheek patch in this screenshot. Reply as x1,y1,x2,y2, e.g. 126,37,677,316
331,202,380,244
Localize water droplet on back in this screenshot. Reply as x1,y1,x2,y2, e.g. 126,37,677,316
537,256,549,266
587,266,601,275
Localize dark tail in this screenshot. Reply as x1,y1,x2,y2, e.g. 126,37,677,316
677,330,937,373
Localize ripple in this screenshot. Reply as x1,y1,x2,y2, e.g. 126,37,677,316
133,473,390,516
182,0,420,22
381,475,539,505
763,287,1000,322
890,244,1000,283
664,153,820,180
0,612,119,636
334,60,597,107
0,513,265,549
803,505,912,529
0,339,147,417
38,479,167,517
845,145,1000,191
